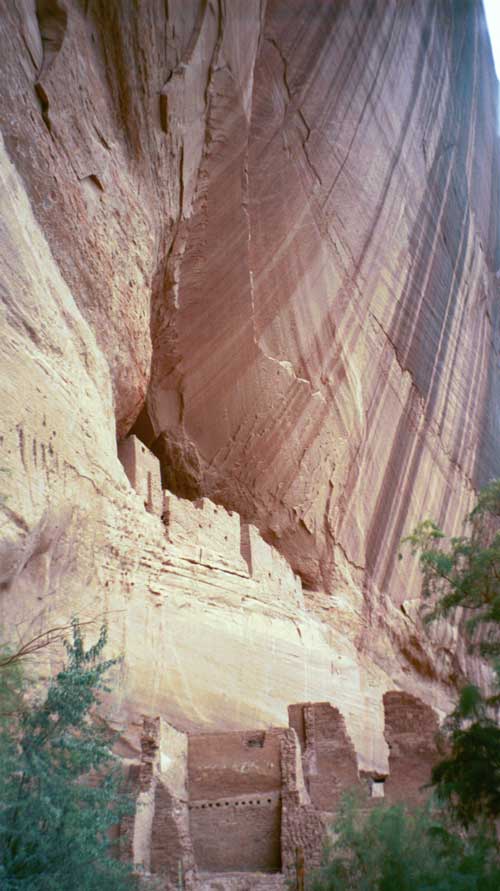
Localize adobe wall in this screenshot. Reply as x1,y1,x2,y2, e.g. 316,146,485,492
126,696,440,883
118,435,163,516
189,795,282,874
241,524,304,608
280,728,325,881
288,702,361,812
382,691,440,806
163,493,249,576
132,717,197,889
188,730,283,873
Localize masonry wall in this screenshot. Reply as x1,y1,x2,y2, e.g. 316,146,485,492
383,692,439,806
280,728,325,881
288,702,361,812
118,435,163,516
131,718,197,888
119,438,306,611
241,523,304,607
188,730,283,873
127,697,439,881
163,493,249,575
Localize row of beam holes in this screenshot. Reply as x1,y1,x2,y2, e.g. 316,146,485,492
190,798,274,810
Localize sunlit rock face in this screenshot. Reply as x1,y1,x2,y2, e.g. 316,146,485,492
0,0,499,768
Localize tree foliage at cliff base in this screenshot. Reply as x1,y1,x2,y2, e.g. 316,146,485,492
311,794,500,891
312,480,500,891
402,478,500,827
0,619,137,891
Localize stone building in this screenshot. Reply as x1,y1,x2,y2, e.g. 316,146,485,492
125,694,439,889
118,436,441,887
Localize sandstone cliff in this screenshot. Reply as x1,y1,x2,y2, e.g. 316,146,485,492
1,0,499,776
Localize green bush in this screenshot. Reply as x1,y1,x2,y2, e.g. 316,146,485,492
402,479,500,826
0,619,137,891
310,793,500,891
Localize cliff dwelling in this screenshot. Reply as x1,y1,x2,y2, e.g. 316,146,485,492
122,699,440,887
1,0,500,888
115,438,441,884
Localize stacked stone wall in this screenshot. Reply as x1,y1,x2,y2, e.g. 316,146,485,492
163,492,249,576
280,729,325,881
241,523,304,607
118,435,163,516
188,730,283,873
118,437,304,605
132,717,197,889
127,696,441,883
383,691,440,806
288,702,361,811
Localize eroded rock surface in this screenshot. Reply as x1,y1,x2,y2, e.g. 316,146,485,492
0,0,499,807
142,0,500,596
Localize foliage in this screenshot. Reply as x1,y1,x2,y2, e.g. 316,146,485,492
401,480,500,639
0,619,137,891
431,687,500,826
0,619,101,670
0,641,25,728
401,479,500,826
309,479,500,888
310,793,500,891
0,466,10,509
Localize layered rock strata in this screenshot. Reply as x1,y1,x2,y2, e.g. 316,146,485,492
1,0,499,590
0,0,499,846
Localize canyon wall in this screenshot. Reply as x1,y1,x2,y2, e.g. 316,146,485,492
1,0,500,816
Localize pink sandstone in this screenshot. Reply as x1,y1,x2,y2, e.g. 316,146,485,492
0,3,499,877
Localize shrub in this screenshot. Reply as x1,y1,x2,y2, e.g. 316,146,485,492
310,793,500,891
402,479,500,826
0,619,137,890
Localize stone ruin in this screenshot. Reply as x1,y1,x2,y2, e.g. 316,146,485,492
117,436,441,887
118,435,164,517
118,434,304,608
119,696,439,889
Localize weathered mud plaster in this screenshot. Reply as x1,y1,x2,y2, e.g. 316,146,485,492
129,696,439,883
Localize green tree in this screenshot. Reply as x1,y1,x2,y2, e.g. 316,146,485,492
312,484,500,891
402,479,500,826
0,619,137,890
